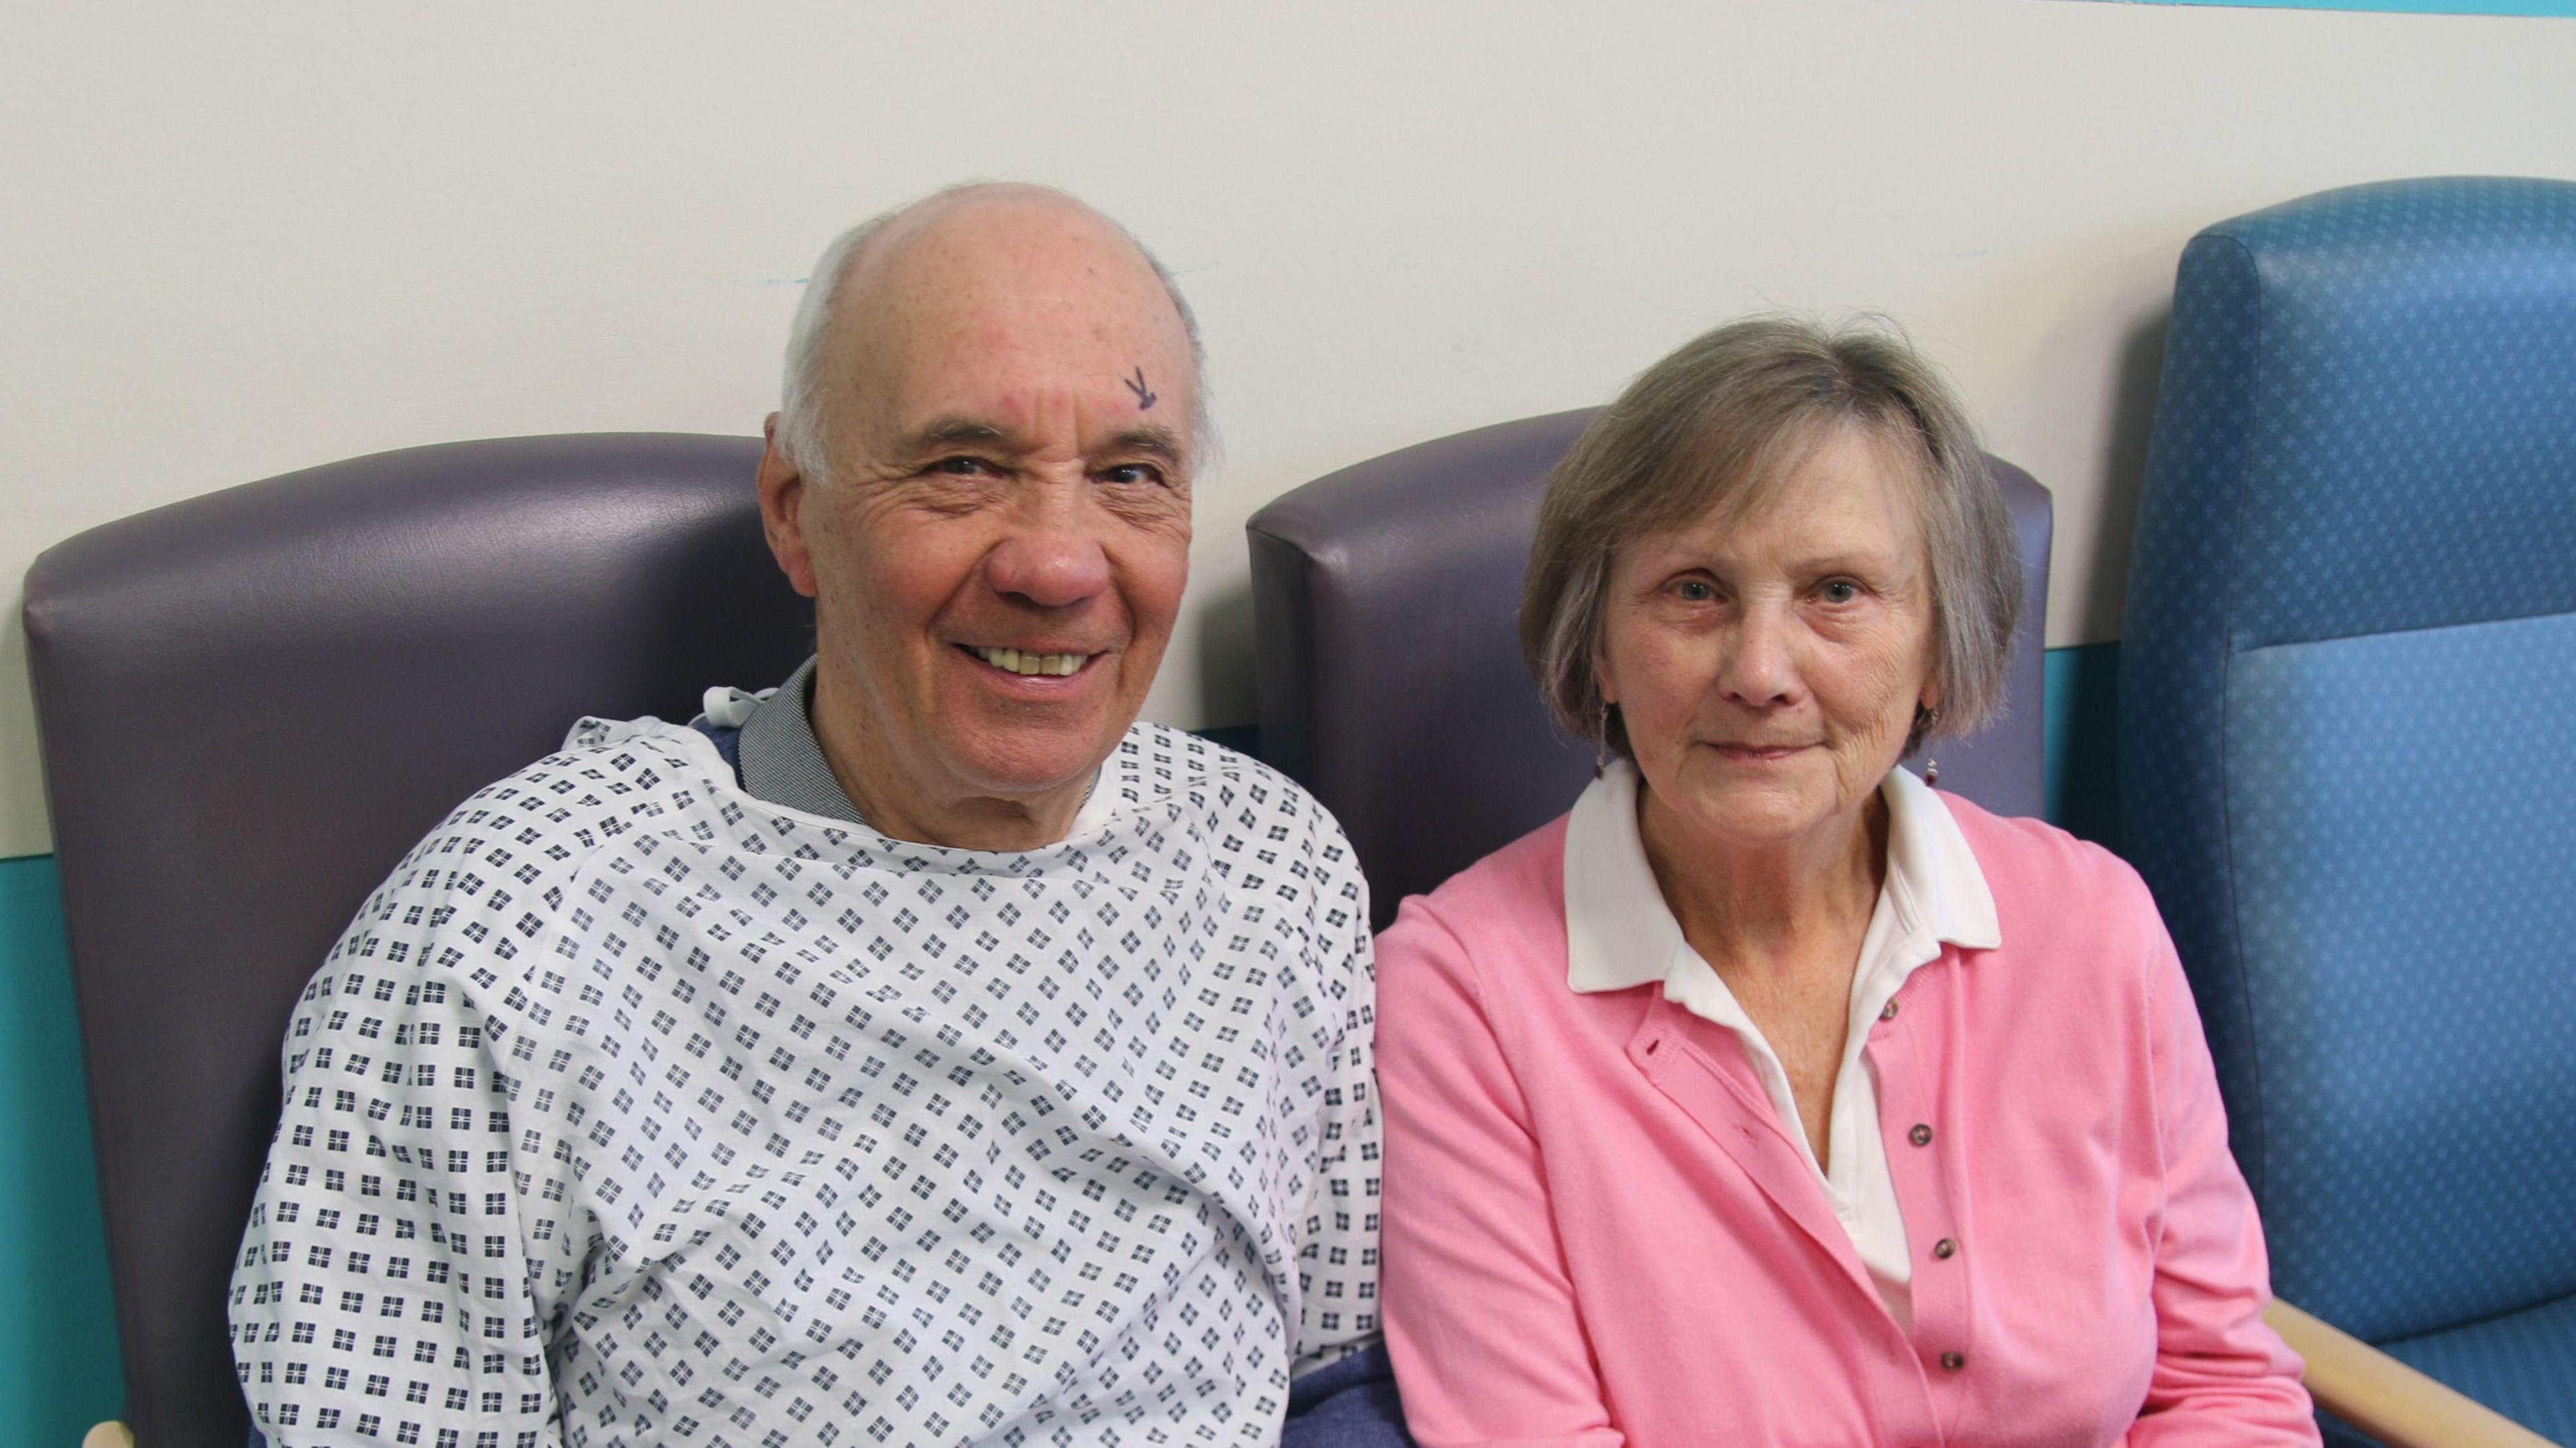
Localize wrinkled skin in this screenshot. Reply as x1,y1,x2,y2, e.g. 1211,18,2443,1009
756,187,1197,850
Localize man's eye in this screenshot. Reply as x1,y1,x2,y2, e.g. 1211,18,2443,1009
1100,463,1165,486
1819,579,1862,604
1671,579,1716,602
928,456,993,477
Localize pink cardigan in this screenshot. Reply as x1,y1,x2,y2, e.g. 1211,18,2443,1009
1375,791,2316,1447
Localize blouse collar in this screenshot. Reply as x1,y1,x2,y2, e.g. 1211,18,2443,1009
1564,758,1999,996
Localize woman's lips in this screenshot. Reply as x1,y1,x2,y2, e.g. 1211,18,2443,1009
1709,742,1814,762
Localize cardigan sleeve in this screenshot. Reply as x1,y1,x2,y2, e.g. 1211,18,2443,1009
2127,883,2321,1447
1376,897,1624,1448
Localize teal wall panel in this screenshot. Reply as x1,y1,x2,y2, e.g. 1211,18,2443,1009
0,854,125,1444
2043,642,2125,848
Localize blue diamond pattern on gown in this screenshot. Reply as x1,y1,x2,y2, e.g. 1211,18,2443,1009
2119,174,2576,1440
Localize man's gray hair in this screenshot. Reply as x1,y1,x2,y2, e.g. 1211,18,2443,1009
775,184,1210,479
1521,314,2022,761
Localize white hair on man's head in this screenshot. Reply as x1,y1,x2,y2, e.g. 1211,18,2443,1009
775,183,1212,481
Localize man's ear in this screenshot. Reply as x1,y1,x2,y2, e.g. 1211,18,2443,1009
756,412,820,600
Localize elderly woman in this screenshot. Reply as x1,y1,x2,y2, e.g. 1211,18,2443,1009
1375,318,2317,1446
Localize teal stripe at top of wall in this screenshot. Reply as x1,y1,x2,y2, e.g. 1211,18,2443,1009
0,853,125,1445
2076,0,2576,13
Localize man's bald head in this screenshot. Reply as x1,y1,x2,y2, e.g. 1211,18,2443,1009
751,182,1207,850
777,184,1206,480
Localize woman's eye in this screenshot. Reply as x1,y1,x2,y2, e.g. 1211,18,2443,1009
1672,579,1717,602
1819,579,1862,604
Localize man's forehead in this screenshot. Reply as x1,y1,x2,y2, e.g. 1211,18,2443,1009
853,298,1194,445
806,188,1197,456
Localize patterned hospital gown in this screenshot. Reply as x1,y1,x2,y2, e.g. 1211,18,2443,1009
227,716,1380,1448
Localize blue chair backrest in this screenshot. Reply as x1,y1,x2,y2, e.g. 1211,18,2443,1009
2120,176,2576,1343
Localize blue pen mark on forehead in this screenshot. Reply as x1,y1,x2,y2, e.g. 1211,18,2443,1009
1122,368,1158,410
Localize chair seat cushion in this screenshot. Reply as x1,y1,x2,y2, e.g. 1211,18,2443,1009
2381,1291,2576,1443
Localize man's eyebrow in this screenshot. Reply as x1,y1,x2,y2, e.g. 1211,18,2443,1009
1103,425,1187,464
896,417,1014,454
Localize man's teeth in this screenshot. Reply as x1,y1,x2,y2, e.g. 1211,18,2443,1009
972,647,1087,677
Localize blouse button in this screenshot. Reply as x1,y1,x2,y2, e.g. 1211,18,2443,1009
1878,999,1900,1022
1933,1237,1957,1260
1941,1351,1966,1372
1909,1123,1934,1147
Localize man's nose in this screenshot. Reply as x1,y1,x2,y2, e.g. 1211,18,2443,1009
983,495,1112,609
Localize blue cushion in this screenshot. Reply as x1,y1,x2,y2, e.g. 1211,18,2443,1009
2380,1291,2576,1445
1284,1345,1415,1448
2222,614,2576,1339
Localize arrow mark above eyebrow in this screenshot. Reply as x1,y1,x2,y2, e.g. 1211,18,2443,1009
1123,367,1158,410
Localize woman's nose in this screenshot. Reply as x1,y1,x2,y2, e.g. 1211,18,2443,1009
1719,607,1799,706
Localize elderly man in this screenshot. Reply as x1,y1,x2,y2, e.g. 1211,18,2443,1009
228,184,1384,1448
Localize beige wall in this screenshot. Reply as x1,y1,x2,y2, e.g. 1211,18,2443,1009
4,0,2572,858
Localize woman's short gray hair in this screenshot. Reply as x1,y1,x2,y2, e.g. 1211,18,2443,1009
1521,314,2021,761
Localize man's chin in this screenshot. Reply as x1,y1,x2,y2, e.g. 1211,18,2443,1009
943,726,1126,802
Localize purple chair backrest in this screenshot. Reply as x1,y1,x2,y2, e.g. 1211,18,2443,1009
24,433,808,1448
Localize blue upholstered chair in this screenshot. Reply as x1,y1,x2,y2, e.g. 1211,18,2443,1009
2121,176,2576,1447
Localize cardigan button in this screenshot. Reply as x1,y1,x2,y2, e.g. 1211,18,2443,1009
1933,1237,1957,1260
1941,1351,1966,1372
1909,1123,1933,1147
1878,999,1899,1022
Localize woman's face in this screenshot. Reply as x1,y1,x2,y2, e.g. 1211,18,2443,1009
1597,425,1939,858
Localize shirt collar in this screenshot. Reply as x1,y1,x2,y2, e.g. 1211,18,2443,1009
733,656,1117,839
739,655,871,827
1563,759,1999,997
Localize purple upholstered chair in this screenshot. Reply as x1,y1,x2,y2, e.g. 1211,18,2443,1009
25,434,805,1448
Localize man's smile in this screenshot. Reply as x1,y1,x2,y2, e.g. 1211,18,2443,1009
959,643,1102,677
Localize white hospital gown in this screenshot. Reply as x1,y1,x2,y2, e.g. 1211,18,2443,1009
227,716,1379,1448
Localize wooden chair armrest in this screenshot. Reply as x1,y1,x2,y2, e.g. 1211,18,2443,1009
2265,1298,2555,1448
80,1424,134,1448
